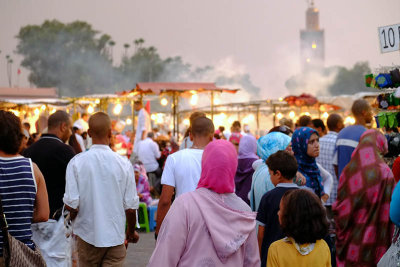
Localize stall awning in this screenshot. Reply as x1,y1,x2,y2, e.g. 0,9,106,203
0,87,58,99
117,82,239,96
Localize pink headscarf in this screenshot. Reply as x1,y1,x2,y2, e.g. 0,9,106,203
197,140,238,194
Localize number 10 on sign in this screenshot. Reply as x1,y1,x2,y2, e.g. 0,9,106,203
379,24,400,53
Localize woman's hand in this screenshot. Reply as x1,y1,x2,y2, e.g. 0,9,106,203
321,194,329,203
294,172,307,186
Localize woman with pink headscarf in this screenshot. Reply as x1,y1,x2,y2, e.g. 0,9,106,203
148,140,260,266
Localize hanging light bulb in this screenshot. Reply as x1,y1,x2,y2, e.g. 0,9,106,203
50,108,57,114
289,111,295,118
95,99,100,104
183,119,190,126
190,94,198,106
41,105,46,111
160,98,168,106
248,114,255,121
87,105,94,114
126,118,132,125
113,103,122,115
151,114,156,120
322,112,329,119
34,108,40,116
213,97,220,105
277,113,283,120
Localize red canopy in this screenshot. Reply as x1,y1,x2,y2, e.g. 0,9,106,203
117,82,239,97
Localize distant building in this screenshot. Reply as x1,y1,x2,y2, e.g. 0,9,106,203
300,0,325,72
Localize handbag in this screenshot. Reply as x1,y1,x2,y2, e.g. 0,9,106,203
377,226,400,267
0,192,46,267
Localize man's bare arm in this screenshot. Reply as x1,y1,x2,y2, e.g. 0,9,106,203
155,185,175,236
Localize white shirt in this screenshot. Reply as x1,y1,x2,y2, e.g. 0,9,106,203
134,108,151,154
63,145,139,247
317,163,333,197
75,133,86,152
161,148,203,198
137,138,161,172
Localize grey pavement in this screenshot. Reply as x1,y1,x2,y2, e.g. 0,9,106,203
124,232,155,267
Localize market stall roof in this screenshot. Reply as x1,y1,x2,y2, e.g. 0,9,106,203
117,82,239,96
0,98,71,109
0,87,58,99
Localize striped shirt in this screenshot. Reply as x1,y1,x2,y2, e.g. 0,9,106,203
0,156,37,255
317,131,338,205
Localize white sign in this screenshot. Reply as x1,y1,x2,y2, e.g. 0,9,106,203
378,23,400,53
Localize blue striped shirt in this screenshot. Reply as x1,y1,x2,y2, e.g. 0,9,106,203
0,156,36,255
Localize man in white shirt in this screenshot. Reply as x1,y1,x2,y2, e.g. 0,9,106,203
155,116,214,238
133,101,151,154
137,132,162,194
72,122,86,152
64,112,139,266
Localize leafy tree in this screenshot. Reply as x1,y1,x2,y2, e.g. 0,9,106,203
285,62,373,96
16,20,115,96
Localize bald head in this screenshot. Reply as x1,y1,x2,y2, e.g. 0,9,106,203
88,112,111,139
351,99,373,125
351,99,371,117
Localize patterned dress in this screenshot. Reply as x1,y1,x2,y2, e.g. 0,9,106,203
333,129,395,266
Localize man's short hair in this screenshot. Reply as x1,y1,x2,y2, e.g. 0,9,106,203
266,150,298,180
327,114,342,131
311,119,326,132
191,117,215,137
47,110,70,130
189,112,206,126
134,100,143,106
88,112,111,138
351,99,370,117
297,115,312,127
0,110,23,154
147,132,154,139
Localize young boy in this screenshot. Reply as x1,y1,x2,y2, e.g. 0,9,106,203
256,150,299,267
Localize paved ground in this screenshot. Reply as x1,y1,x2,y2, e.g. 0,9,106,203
124,232,155,267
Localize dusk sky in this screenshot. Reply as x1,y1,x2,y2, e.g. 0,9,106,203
0,0,399,98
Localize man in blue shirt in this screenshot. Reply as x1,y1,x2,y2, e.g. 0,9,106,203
333,99,373,178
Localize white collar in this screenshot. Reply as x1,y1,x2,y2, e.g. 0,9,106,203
276,183,298,188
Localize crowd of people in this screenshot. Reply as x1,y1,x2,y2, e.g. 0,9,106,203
1,97,400,266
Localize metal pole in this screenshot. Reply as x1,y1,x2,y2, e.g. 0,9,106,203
176,93,180,142
173,92,176,137
211,91,214,121
272,104,276,127
256,104,260,134
131,100,135,132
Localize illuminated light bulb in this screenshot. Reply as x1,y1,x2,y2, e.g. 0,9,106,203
322,112,329,119
160,98,168,106
126,118,132,125
289,111,295,118
95,99,100,104
34,109,40,116
213,98,220,105
306,58,311,63
113,103,122,115
183,119,190,126
50,108,56,114
304,112,310,116
278,97,283,102
10,110,20,116
87,105,94,114
277,113,283,120
248,114,255,121
41,105,46,111
190,94,198,106
312,43,317,49
220,113,226,119
151,114,156,120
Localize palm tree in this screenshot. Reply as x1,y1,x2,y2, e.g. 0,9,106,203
108,40,116,60
123,43,130,57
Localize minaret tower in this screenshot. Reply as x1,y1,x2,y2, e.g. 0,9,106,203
300,0,325,72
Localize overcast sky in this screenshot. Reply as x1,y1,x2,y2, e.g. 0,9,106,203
0,0,399,98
